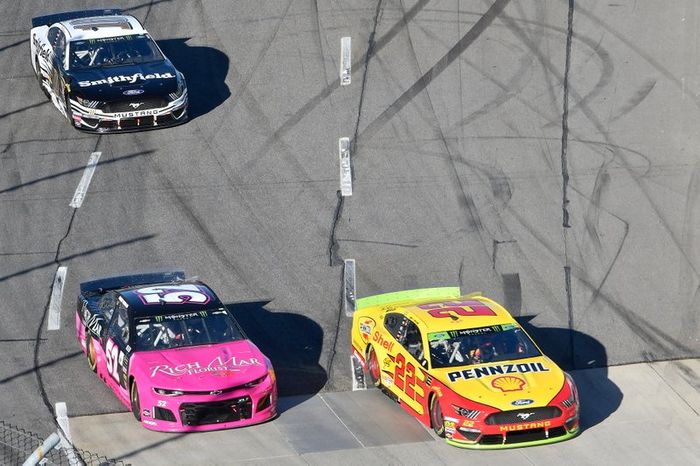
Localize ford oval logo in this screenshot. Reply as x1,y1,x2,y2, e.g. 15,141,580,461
123,89,145,96
511,399,534,406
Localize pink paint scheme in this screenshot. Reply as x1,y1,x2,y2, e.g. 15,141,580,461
76,313,277,432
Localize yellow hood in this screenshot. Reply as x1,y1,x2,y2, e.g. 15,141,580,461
432,357,565,410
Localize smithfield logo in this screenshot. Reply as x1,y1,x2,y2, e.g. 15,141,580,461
78,72,175,88
123,89,144,96
516,412,535,420
512,399,534,406
129,102,144,109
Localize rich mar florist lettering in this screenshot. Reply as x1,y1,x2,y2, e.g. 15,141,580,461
78,72,175,87
150,356,261,377
447,362,549,382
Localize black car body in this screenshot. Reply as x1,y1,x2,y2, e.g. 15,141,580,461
31,9,187,132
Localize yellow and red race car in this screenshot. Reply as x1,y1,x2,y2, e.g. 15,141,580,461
351,288,580,449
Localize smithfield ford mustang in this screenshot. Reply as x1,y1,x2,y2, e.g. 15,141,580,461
30,9,187,132
351,288,580,449
75,272,277,432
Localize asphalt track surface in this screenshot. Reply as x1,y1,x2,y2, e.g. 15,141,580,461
0,0,699,462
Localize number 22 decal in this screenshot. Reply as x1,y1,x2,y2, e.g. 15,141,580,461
393,353,423,401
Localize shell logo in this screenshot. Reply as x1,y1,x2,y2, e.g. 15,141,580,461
491,375,526,392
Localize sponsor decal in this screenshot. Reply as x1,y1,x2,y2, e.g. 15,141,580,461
447,362,549,383
381,373,394,387
82,305,102,335
382,357,392,369
462,420,475,428
149,356,262,378
78,72,176,88
123,89,145,96
491,376,526,392
142,409,151,417
359,317,375,342
444,420,456,433
499,420,551,432
143,419,158,426
512,399,534,406
372,331,394,352
157,400,167,407
33,35,51,61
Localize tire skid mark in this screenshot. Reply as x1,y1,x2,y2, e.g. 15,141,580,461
358,0,512,142
610,79,656,122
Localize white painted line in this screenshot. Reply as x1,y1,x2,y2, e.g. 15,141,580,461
69,151,101,208
343,258,356,316
340,37,351,85
55,402,71,442
47,266,67,331
320,394,365,447
55,402,81,466
339,137,352,196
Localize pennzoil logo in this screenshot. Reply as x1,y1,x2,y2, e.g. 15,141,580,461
491,376,526,392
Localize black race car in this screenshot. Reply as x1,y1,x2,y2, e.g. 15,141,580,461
31,9,187,132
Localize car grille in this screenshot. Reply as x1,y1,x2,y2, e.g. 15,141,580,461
485,406,561,425
479,426,568,445
179,396,253,426
105,98,167,113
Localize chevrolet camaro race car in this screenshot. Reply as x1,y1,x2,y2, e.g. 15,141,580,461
351,288,580,449
30,9,187,132
75,272,277,432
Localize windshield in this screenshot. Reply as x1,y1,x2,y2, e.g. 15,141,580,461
69,34,163,69
428,323,541,369
133,309,244,351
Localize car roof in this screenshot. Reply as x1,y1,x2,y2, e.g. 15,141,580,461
59,15,146,41
402,295,516,331
117,281,225,318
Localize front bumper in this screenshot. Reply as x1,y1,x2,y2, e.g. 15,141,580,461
443,406,580,449
69,91,188,133
139,377,277,433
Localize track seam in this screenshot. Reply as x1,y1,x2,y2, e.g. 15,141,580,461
561,0,575,368
326,0,384,381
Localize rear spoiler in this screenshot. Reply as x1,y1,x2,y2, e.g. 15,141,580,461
31,8,122,28
356,287,462,310
80,270,185,295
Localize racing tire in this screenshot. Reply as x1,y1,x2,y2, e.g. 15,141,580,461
429,394,446,438
130,380,141,422
366,345,382,388
85,334,97,372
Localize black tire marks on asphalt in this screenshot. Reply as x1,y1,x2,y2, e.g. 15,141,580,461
610,79,656,122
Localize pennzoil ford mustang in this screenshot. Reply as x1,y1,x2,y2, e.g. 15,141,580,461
75,272,277,432
351,288,580,449
31,9,187,132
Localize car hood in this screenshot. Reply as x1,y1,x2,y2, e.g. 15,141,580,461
134,340,268,390
68,60,179,101
431,356,565,410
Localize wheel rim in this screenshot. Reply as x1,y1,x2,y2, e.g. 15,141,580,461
369,348,380,382
131,383,140,420
431,397,444,433
87,336,96,370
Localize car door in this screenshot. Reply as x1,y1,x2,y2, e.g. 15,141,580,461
379,314,427,414
102,302,131,401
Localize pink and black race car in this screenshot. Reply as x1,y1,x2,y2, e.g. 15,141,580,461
75,271,277,432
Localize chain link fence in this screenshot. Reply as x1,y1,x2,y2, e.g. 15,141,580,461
0,420,125,466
